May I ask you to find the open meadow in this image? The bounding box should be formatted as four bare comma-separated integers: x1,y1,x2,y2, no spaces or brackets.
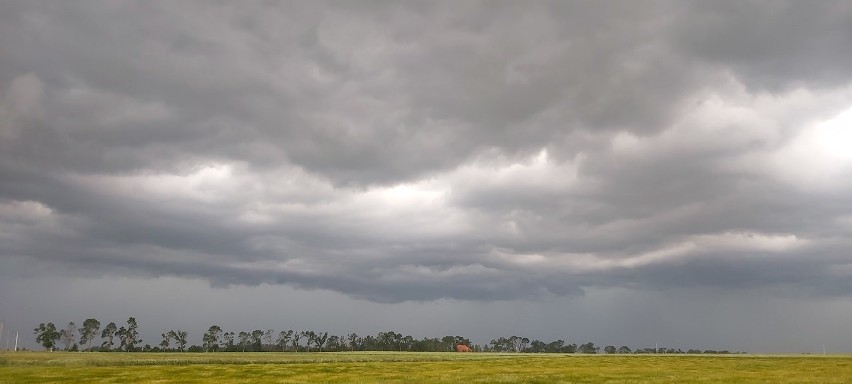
2,352,851,383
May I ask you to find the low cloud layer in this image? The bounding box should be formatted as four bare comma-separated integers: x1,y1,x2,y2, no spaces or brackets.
2,1,852,306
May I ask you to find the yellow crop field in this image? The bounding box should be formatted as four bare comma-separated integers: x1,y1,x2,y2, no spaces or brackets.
2,352,852,383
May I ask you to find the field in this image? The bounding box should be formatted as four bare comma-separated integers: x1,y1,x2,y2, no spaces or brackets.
2,352,851,383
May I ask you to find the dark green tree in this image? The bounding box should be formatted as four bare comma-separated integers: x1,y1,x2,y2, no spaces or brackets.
392,332,403,351
579,342,599,354
203,325,222,352
545,339,565,353
34,322,60,351
100,322,117,351
250,330,263,352
117,326,128,350
78,319,101,351
530,340,546,353
120,317,141,351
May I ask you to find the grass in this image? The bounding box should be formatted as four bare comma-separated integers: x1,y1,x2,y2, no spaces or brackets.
2,351,851,383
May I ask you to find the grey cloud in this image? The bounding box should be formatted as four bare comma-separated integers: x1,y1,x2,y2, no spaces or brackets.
1,0,852,308
672,1,852,91
1,1,697,182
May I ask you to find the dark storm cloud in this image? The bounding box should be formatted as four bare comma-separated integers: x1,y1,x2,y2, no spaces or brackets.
1,0,852,304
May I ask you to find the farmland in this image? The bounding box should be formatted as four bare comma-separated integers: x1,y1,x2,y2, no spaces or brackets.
2,352,851,383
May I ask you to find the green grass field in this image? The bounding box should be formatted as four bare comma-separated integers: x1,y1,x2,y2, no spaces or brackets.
2,351,851,383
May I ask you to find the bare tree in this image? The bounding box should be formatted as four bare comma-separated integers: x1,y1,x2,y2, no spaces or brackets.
59,322,76,351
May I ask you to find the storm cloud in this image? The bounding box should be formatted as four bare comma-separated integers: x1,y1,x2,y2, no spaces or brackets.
2,1,852,350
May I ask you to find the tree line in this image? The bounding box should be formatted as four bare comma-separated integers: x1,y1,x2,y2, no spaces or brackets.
33,317,738,354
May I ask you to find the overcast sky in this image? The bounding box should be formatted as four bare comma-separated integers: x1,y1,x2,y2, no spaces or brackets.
2,1,852,353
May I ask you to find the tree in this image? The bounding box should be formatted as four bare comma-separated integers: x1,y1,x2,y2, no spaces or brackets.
579,342,599,354
507,336,530,352
604,345,617,354
490,337,509,352
176,330,188,352
118,317,141,352
117,326,128,350
327,335,341,351
238,332,250,352
313,332,328,352
59,322,76,351
617,346,632,354
530,340,547,353
203,325,222,352
263,329,274,350
376,331,394,351
101,322,117,351
78,319,101,351
520,337,530,352
392,332,402,351
34,323,60,351
250,330,263,352
545,339,565,353
441,336,456,351
302,331,316,352
169,330,188,352
276,330,293,352
362,335,376,350
291,331,302,352
159,333,171,352
401,335,414,352
223,332,235,351
347,333,358,351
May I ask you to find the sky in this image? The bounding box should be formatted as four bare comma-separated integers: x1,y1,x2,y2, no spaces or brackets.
1,1,852,353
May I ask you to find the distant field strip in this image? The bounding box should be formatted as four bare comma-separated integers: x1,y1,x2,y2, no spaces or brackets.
2,352,851,383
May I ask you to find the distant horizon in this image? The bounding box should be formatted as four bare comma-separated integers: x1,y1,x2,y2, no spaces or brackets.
17,316,752,354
